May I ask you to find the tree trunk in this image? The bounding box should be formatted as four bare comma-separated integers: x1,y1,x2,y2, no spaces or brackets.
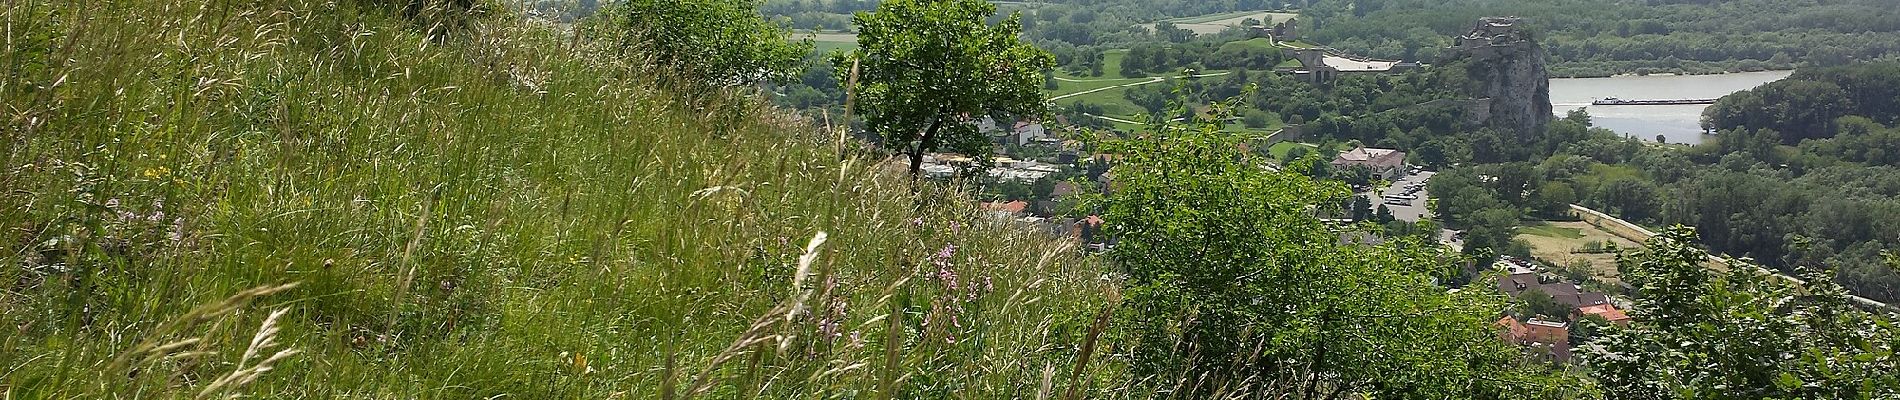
909,115,947,178
1303,307,1334,400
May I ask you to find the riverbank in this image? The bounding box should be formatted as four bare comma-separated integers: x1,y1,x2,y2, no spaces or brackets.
1548,62,1797,79
1549,70,1794,144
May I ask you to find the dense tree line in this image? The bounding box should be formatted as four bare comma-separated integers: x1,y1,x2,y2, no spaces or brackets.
1703,62,1900,142
1301,0,1900,76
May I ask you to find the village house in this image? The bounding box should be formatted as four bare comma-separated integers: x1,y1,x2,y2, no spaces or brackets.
1498,270,1612,309
1575,304,1633,326
981,200,1028,219
1330,146,1409,180
987,158,1060,183
1497,315,1571,362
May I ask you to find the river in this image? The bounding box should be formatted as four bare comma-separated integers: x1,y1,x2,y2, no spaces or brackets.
1548,70,1793,145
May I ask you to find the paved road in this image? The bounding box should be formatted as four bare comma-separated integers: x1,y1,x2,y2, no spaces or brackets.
1083,113,1141,125
1367,170,1434,222
1048,71,1231,101
1051,76,1144,83
1050,78,1162,101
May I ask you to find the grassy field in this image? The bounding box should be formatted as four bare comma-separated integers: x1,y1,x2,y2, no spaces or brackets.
796,30,858,54
1061,84,1148,117
1157,11,1300,35
2,1,1107,397
1050,48,1129,81
1047,50,1156,117
1515,221,1642,286
1101,49,1128,78
1266,140,1350,161
1048,49,1241,123
1520,224,1586,239
1046,77,1152,100
813,40,856,55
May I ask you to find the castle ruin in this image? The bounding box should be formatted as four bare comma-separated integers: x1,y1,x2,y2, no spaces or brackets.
1450,17,1553,141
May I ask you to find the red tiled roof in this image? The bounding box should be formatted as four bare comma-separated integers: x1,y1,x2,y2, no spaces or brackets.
1496,316,1529,342
1576,304,1632,325
984,201,1028,214
1498,316,1568,345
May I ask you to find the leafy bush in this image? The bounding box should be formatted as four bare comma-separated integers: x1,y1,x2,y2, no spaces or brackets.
1093,105,1579,397
587,0,811,88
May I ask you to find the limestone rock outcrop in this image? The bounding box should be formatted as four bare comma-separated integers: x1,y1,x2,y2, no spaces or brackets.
1451,17,1553,141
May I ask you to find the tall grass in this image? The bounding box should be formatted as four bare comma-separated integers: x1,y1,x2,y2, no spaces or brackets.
0,0,1111,397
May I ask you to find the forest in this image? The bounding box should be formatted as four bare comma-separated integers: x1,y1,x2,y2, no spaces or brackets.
1703,62,1900,142
1300,0,1900,77
1404,63,1900,304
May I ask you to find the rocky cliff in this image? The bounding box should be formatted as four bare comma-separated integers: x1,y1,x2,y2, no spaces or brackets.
1451,17,1553,141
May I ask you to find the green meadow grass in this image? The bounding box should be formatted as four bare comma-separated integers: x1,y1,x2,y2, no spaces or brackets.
1045,77,1149,98
1064,88,1145,118
813,40,858,55
1,1,1109,397
1520,224,1587,239
1265,141,1348,161
1052,49,1130,81
1101,49,1128,79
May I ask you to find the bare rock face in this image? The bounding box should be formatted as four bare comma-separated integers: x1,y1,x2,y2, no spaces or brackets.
1452,17,1553,141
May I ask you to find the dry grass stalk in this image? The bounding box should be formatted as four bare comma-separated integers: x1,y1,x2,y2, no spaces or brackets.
388,187,438,335
1038,362,1058,400
1063,304,1114,400
108,282,301,375
787,231,829,323
682,231,828,398
197,308,301,399
836,57,861,160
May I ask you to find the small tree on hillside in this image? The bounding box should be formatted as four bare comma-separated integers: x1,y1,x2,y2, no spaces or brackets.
837,0,1054,176
597,0,811,89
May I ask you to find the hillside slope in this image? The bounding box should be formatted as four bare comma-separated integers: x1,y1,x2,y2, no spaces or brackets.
1,1,1103,397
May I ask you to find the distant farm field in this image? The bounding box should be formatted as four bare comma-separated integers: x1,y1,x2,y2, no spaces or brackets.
813,41,854,55
1155,11,1300,35
1267,141,1315,160
802,32,857,42
1061,85,1145,117
795,31,857,54
1515,220,1642,286
1519,224,1585,239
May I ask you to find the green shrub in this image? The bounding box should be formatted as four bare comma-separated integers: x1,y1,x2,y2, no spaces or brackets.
1094,106,1577,397
587,0,811,89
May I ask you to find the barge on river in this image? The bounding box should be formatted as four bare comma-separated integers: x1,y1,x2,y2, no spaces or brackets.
1592,97,1718,106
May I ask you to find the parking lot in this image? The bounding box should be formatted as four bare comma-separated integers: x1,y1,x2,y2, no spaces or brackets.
1372,169,1434,222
